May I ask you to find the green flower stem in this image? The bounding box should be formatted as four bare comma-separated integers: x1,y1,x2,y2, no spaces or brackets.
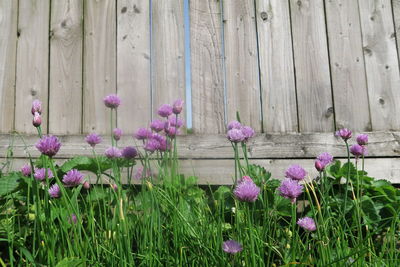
343,140,350,214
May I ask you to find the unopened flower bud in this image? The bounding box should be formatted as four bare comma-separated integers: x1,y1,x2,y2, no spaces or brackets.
172,99,184,114
83,181,90,190
33,112,42,127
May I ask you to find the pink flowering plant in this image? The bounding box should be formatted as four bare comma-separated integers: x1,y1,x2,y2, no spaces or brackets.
0,97,398,267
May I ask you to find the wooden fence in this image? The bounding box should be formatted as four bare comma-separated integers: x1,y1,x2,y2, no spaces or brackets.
0,0,400,183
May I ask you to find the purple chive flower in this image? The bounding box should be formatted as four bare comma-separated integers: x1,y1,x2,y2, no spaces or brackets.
227,120,242,130
157,104,173,117
241,126,255,141
144,138,160,152
21,164,32,177
103,94,121,109
152,134,169,151
85,133,102,148
233,176,260,202
122,146,138,159
33,112,42,127
350,144,368,158
83,181,90,190
172,99,184,114
297,217,317,232
168,116,184,128
335,128,352,141
62,169,84,187
227,128,245,143
150,119,165,132
36,135,61,157
165,127,180,138
48,184,61,198
356,134,368,146
315,152,334,171
285,164,307,181
31,99,42,115
134,128,152,140
278,178,303,203
317,152,333,166
222,240,243,254
34,168,54,181
113,128,123,141
69,214,77,224
105,147,122,158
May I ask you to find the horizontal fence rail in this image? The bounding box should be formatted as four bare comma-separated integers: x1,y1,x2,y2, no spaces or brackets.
1,132,399,184
1,0,400,183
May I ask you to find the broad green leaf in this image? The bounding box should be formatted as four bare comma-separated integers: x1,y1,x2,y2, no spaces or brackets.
0,172,21,196
361,195,382,225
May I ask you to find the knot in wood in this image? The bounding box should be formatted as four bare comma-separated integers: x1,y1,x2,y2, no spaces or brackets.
325,107,334,118
260,12,268,21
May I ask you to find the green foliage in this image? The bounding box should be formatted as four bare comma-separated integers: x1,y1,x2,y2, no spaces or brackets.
0,172,21,196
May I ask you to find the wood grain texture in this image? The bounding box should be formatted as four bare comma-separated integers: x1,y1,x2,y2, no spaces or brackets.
6,157,400,184
223,0,261,131
117,0,151,133
359,0,400,131
190,0,225,134
325,0,371,131
255,0,298,132
1,132,399,159
49,0,83,134
289,0,334,132
0,0,17,133
15,0,50,134
83,0,116,134
152,0,185,117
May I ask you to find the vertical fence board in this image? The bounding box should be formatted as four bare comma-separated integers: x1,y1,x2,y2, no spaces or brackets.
223,0,261,131
83,0,116,134
49,0,83,134
190,0,225,134
0,0,17,133
15,0,50,134
256,0,297,133
290,0,334,132
117,0,151,133
325,0,371,131
393,0,400,64
152,0,185,118
359,0,400,130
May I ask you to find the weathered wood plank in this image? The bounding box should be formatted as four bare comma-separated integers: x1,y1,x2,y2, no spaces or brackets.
289,0,334,132
223,0,261,131
190,0,225,134
178,158,400,184
117,0,151,133
325,0,371,131
152,0,185,116
255,0,297,132
7,157,400,184
49,0,83,134
359,0,400,131
15,0,50,134
83,0,116,134
0,0,17,133
1,132,399,159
